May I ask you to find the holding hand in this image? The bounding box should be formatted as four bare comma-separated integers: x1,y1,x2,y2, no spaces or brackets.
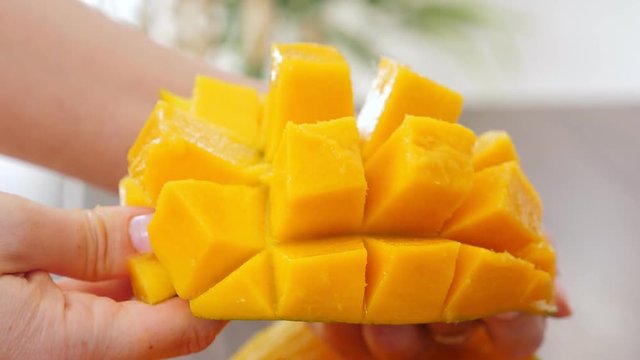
0,192,224,359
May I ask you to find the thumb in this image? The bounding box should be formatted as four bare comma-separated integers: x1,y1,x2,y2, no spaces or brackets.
0,191,151,280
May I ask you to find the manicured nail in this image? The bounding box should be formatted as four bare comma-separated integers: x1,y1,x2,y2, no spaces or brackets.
494,312,520,321
129,214,153,253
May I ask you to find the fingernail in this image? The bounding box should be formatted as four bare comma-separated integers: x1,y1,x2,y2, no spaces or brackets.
432,333,469,345
494,312,520,321
129,214,153,253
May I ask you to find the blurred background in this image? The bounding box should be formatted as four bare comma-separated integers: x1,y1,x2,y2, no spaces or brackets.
1,0,638,358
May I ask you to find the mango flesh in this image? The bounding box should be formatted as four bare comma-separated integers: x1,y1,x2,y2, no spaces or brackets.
364,115,475,236
159,89,191,112
364,238,460,324
149,180,266,299
118,176,151,207
192,75,261,146
359,57,464,159
125,43,556,326
473,130,519,171
190,251,275,320
264,43,355,158
128,253,176,305
127,101,262,204
233,321,534,360
442,161,543,253
270,118,367,240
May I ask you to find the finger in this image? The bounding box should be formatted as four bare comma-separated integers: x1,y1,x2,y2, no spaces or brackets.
63,293,226,359
309,323,373,359
428,321,481,346
484,313,546,359
0,191,152,279
361,324,430,360
56,278,133,301
552,279,572,318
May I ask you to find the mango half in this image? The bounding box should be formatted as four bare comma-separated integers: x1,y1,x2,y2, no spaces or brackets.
124,43,556,325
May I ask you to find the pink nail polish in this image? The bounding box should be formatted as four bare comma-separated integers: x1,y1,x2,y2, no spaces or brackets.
129,214,153,253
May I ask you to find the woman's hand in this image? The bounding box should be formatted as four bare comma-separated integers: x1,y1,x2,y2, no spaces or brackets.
0,192,225,359
312,276,572,359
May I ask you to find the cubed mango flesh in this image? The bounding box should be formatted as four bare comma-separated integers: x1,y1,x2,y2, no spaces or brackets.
159,89,191,112
125,43,557,329
128,253,176,304
442,161,543,253
473,130,519,171
273,237,367,323
270,118,367,240
118,176,151,207
127,101,261,204
364,238,460,324
516,236,556,277
192,75,261,146
364,116,475,236
149,180,266,299
443,244,541,321
190,251,275,320
264,43,354,158
359,58,463,159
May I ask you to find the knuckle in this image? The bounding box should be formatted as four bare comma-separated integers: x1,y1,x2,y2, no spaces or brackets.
81,208,109,280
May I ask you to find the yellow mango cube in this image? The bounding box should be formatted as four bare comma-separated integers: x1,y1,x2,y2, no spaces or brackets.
118,176,151,207
473,130,519,171
442,161,543,253
359,58,463,159
273,238,367,323
270,118,367,240
192,76,261,146
127,101,261,204
159,89,191,112
521,269,555,313
264,43,354,158
516,237,556,277
364,238,460,324
364,116,475,236
149,180,265,299
443,245,537,321
190,252,275,320
128,253,176,305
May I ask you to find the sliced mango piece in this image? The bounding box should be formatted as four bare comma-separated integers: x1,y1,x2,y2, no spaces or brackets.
192,75,261,146
359,58,464,159
273,237,367,323
521,269,555,313
264,43,354,158
364,238,460,324
118,176,151,207
270,118,366,240
364,116,475,236
190,251,275,320
128,101,261,204
516,236,556,276
149,180,265,299
473,130,519,171
128,253,176,305
233,321,344,360
159,89,191,112
443,245,540,321
442,161,543,253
